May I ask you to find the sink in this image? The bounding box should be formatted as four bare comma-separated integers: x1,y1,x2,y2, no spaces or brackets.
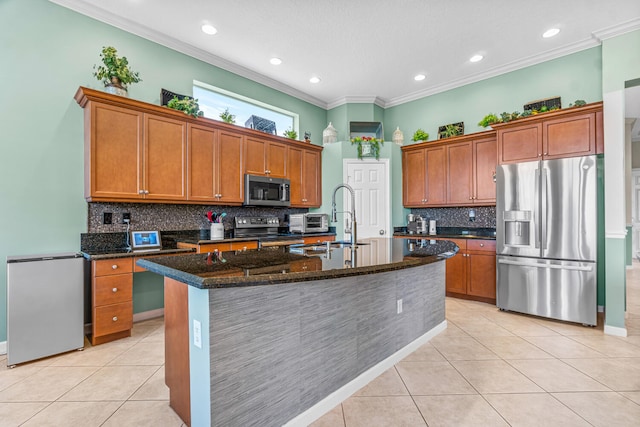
289,241,370,254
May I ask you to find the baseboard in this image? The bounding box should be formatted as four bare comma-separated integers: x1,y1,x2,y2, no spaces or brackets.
604,324,628,337
283,319,448,427
0,341,6,355
133,308,164,323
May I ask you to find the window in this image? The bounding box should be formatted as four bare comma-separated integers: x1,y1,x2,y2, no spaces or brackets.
193,80,298,137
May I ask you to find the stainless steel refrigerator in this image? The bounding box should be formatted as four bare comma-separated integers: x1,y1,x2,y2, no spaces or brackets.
496,155,597,326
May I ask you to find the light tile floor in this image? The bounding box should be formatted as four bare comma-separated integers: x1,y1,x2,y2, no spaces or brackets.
1,263,639,426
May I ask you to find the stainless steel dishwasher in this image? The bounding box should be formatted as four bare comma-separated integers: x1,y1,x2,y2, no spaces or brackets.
7,252,85,367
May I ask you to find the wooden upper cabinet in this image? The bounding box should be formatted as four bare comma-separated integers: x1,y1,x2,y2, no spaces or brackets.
425,146,447,205
144,114,187,200
496,102,602,164
75,87,323,205
402,148,427,207
187,124,217,202
543,113,595,159
497,123,542,164
244,137,287,178
216,131,244,204
287,145,321,207
86,102,143,201
447,141,473,204
473,137,497,204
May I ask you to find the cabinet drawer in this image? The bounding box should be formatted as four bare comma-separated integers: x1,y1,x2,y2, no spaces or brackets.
93,258,133,276
229,241,258,251
198,243,230,253
93,302,133,337
467,239,496,252
93,274,133,306
302,235,335,244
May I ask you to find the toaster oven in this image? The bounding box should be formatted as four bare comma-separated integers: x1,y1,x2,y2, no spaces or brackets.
289,213,329,233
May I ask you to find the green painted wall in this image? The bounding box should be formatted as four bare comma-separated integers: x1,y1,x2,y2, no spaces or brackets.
603,31,640,92
627,226,633,266
0,0,327,343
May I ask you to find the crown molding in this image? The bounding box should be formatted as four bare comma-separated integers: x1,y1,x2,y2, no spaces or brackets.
49,0,329,109
592,17,640,42
326,96,387,110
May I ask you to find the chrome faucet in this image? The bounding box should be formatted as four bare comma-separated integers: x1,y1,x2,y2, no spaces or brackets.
331,183,357,245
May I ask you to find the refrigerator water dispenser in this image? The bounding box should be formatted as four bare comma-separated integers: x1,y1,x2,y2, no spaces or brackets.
503,210,531,246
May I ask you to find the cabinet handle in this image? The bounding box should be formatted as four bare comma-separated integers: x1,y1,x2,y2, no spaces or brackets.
112,265,118,270
543,152,547,156
469,196,472,200
480,243,484,247
138,190,145,194
112,316,118,322
144,190,149,195
538,153,542,157
112,287,118,293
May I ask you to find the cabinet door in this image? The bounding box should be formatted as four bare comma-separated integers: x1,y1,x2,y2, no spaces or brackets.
266,141,287,178
445,252,468,294
216,131,244,204
88,102,143,200
467,252,496,299
402,149,427,207
497,123,541,164
543,113,595,159
187,124,217,202
302,149,321,206
473,137,497,204
144,114,187,200
447,141,473,205
287,146,304,206
425,146,446,205
244,137,267,176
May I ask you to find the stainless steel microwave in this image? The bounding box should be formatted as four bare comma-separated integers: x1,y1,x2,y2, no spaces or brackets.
289,213,329,233
244,174,290,207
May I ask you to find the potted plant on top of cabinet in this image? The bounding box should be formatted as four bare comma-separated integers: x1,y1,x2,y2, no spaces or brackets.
93,46,142,97
351,136,383,160
412,128,429,143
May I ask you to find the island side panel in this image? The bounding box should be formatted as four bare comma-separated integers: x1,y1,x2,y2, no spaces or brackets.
164,277,191,426
188,285,211,427
206,261,446,427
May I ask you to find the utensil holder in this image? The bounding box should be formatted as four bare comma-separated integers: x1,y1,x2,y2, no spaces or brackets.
210,223,224,240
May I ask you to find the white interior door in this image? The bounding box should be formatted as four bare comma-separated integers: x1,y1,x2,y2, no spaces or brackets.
632,169,640,259
344,159,390,239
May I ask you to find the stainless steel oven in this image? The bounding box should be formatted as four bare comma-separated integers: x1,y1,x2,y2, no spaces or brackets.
289,213,329,233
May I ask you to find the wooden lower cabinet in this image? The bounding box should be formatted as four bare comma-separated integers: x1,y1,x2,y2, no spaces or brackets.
177,241,259,253
444,239,497,303
91,258,134,345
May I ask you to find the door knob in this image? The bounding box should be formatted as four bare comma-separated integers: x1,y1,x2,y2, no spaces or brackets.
379,229,385,235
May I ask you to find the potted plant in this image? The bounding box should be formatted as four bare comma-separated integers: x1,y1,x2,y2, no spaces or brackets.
167,96,204,118
93,46,142,96
411,129,429,142
283,128,298,140
219,108,236,124
351,136,384,160
478,113,500,128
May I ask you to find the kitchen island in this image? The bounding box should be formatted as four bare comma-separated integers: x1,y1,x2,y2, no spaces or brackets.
137,237,457,427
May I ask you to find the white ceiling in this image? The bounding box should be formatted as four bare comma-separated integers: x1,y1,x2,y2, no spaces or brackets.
54,0,639,111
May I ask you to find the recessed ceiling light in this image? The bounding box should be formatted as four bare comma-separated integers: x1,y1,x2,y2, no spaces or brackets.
201,24,217,35
470,54,484,63
309,76,321,84
543,28,560,38
414,74,426,81
270,57,282,65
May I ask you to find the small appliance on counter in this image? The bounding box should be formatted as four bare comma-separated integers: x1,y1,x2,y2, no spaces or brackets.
406,214,428,234
289,213,329,233
429,220,437,235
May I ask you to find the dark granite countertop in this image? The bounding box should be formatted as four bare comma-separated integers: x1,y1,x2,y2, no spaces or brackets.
136,237,458,289
175,231,337,246
394,226,496,240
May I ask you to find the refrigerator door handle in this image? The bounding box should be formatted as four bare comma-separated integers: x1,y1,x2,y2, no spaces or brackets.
497,258,593,272
534,167,541,249
541,167,548,250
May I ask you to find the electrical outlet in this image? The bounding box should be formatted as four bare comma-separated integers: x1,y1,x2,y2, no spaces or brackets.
193,319,202,348
123,212,131,223
397,299,403,314
103,212,112,224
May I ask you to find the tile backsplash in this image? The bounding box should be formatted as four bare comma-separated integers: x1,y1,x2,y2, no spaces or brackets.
410,206,496,228
88,202,308,233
